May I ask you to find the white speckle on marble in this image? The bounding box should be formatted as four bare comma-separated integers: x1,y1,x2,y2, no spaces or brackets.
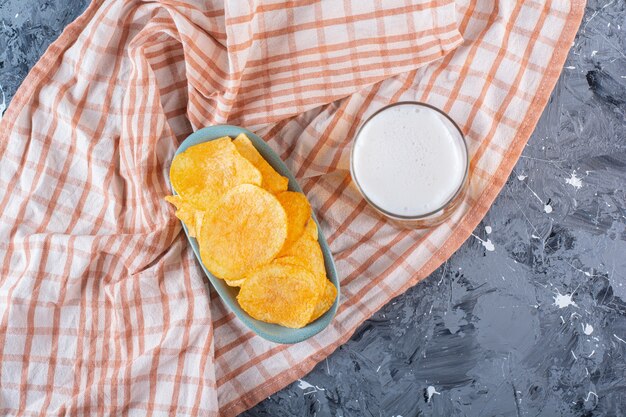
15,13,19,18
565,66,576,69
485,225,492,234
588,350,595,357
531,234,540,239
614,334,626,344
585,391,598,403
565,171,583,189
298,379,325,396
571,350,578,360
554,292,577,309
472,234,495,251
426,386,440,402
297,380,314,390
583,324,594,335
591,50,598,57
521,180,551,213
517,174,527,181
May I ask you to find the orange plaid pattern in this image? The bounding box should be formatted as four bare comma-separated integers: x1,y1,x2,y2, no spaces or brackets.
0,0,584,415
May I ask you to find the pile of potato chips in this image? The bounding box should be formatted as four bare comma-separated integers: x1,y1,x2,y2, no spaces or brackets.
166,134,337,328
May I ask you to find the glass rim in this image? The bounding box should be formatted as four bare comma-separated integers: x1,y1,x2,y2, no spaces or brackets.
349,101,469,221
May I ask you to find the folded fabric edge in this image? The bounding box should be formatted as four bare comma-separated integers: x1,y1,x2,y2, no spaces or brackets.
242,31,464,132
230,0,465,130
221,1,587,415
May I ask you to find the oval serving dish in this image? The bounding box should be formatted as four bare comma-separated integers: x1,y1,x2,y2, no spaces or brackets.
170,125,340,344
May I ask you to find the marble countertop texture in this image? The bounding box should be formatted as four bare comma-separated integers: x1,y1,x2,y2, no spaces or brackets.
1,1,624,416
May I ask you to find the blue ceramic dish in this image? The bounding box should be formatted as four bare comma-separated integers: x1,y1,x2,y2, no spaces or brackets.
170,125,340,344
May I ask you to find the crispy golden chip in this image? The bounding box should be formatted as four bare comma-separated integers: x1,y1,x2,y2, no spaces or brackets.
273,255,309,271
170,137,262,211
164,195,204,238
309,279,337,323
305,217,318,241
233,133,289,193
277,234,326,284
199,184,287,280
276,191,311,253
225,277,246,287
275,233,327,303
237,263,319,328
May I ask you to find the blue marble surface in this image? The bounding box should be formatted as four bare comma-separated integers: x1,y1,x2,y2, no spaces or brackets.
1,1,625,416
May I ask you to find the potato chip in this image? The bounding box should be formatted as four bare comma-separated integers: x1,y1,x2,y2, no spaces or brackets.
233,133,289,193
199,184,287,280
276,191,311,253
225,278,246,287
237,263,319,328
308,279,337,323
276,235,326,278
170,137,262,211
273,255,309,271
305,217,318,241
277,234,326,283
164,195,204,238
276,234,326,276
